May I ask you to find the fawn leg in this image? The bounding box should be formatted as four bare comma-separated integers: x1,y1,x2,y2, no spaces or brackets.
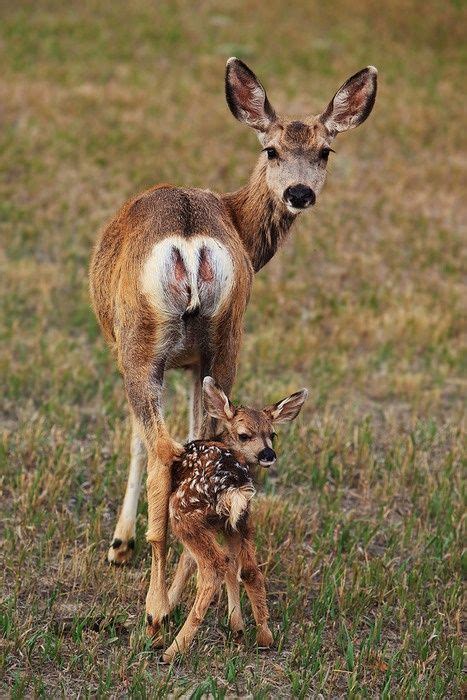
168,548,196,610
108,416,146,564
163,530,229,662
238,526,273,648
224,533,245,636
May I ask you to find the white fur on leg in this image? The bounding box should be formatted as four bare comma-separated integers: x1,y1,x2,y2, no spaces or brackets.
108,427,146,564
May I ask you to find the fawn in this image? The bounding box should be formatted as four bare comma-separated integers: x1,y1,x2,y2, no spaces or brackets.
160,377,308,662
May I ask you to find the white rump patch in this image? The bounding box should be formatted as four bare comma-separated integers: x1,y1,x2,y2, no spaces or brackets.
216,484,256,530
141,235,234,318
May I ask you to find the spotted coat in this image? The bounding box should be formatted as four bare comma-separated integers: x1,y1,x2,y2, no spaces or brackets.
170,440,254,530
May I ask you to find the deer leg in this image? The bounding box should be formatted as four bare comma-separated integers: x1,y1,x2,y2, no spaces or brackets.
108,416,146,564
168,548,196,610
237,526,273,648
223,532,245,637
122,359,182,639
188,366,203,440
145,451,173,640
162,529,229,662
172,366,204,593
199,315,242,439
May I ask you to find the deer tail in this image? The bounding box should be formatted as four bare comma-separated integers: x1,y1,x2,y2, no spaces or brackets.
216,484,256,530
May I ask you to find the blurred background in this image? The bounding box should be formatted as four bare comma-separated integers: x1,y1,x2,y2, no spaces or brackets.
1,1,464,697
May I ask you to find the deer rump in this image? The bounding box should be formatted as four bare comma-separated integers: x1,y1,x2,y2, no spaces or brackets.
142,235,234,319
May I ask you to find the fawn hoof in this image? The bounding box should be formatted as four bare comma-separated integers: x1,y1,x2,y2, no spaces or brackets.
160,649,175,664
108,537,135,565
146,613,169,647
229,617,245,641
232,628,244,644
256,625,273,649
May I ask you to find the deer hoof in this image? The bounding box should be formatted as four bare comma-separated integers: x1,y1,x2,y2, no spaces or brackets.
256,625,273,648
107,537,135,565
146,613,169,646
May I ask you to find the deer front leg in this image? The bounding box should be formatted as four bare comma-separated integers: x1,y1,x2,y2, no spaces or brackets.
188,366,203,441
199,312,243,439
108,417,146,564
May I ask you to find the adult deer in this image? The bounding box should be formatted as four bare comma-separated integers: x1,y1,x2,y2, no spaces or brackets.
89,58,377,636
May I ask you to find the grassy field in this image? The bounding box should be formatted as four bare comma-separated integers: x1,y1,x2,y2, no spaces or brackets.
1,0,465,697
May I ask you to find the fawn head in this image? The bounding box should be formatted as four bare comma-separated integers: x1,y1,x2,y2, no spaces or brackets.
225,58,377,213
203,377,308,467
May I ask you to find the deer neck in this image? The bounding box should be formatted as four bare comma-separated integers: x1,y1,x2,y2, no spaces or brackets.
222,161,298,272
211,432,250,468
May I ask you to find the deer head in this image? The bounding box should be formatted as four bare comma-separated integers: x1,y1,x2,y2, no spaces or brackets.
225,58,377,212
203,376,308,467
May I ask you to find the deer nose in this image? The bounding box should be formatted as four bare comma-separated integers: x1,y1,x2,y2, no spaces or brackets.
258,447,276,467
284,184,316,209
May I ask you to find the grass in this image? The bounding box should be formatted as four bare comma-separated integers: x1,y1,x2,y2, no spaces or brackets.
0,0,465,697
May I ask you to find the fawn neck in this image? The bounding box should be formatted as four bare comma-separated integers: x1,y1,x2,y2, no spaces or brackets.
210,430,248,466
223,160,298,272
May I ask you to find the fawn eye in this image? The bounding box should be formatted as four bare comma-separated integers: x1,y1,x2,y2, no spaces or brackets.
263,147,278,160
238,433,250,442
320,147,335,161
270,432,277,442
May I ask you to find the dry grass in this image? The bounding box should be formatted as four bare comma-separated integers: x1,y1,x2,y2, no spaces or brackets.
1,0,465,697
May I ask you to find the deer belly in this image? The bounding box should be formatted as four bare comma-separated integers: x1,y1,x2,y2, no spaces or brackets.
141,235,234,319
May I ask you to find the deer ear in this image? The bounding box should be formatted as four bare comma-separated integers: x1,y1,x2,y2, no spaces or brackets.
263,389,309,424
319,66,377,135
225,57,277,133
203,377,235,421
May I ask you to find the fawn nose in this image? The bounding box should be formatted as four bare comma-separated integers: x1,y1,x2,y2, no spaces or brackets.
258,447,276,467
283,184,316,209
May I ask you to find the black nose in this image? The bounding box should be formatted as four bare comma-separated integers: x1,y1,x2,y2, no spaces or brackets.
284,184,316,209
258,447,276,466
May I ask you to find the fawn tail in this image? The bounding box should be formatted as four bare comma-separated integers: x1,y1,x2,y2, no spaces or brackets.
216,484,256,529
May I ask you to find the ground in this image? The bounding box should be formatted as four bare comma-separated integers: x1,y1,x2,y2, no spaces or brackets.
0,0,465,697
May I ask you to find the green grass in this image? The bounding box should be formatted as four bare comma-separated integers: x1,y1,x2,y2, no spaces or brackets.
1,0,465,697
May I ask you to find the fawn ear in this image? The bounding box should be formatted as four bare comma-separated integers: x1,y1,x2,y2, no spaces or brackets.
263,389,309,424
225,57,277,134
203,377,235,421
319,66,377,135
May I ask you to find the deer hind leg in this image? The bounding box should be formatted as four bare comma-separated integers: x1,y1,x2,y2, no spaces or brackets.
224,534,245,637
188,366,203,441
121,352,182,640
199,292,249,439
108,416,146,564
236,526,273,648
162,529,229,662
168,548,196,610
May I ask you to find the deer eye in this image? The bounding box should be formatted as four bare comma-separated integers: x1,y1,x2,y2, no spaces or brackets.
270,432,277,442
320,147,334,161
238,433,251,442
263,147,278,160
